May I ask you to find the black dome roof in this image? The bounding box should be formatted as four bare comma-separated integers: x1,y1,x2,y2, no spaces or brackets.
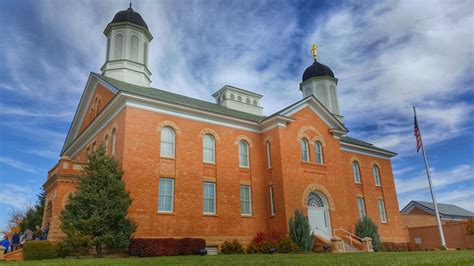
111,7,148,30
302,61,335,81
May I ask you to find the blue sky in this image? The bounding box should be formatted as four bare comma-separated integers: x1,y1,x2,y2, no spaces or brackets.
0,0,473,231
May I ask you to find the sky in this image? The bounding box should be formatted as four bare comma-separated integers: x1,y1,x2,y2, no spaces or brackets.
0,0,473,232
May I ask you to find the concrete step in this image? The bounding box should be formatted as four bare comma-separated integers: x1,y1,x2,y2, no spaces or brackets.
4,248,24,261
342,241,362,253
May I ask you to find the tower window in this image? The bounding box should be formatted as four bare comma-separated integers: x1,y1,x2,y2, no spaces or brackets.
144,42,148,65
246,98,251,104
253,100,257,106
230,94,235,100
114,34,123,59
130,35,139,62
237,96,242,102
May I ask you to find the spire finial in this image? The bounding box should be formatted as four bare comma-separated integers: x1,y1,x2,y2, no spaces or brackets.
311,44,321,61
129,0,132,9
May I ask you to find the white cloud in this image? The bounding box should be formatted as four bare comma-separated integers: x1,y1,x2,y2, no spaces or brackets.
0,156,41,175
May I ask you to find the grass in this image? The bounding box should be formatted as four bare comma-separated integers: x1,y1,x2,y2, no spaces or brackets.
3,250,474,265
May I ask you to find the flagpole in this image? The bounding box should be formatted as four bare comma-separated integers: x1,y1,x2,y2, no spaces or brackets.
413,106,447,248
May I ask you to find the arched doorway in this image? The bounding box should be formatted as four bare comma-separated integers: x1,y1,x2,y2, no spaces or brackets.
307,191,332,239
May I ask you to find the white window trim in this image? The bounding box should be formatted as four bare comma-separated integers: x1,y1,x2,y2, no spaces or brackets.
269,186,275,216
240,185,252,216
315,141,324,164
203,182,216,215
301,138,310,162
266,142,272,169
357,197,366,220
158,178,174,213
378,199,387,223
373,165,381,187
160,127,176,158
353,162,361,184
203,134,216,163
238,141,250,168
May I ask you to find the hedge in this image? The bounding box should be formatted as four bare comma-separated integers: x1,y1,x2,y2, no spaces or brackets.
129,238,206,257
23,240,59,260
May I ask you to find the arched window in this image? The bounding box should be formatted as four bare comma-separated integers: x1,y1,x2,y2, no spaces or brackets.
266,142,272,169
304,87,312,97
203,134,215,163
246,98,251,104
111,128,116,156
238,140,249,167
237,96,242,102
130,35,139,62
230,94,235,100
106,37,111,60
307,192,325,208
253,100,257,106
315,141,323,164
114,34,123,59
160,127,175,158
143,42,148,65
373,165,381,186
352,161,361,183
301,138,309,162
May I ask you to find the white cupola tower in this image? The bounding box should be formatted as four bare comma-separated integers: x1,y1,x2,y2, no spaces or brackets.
300,45,343,122
101,5,153,87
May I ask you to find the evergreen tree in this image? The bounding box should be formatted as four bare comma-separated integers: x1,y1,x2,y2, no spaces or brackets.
60,145,136,257
355,216,381,251
20,189,45,232
288,209,314,252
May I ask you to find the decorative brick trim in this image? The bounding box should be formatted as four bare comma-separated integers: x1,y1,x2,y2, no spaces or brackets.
370,160,381,169
234,135,253,147
263,136,273,144
199,128,221,142
297,126,324,145
302,183,335,211
157,120,181,134
350,156,362,166
312,135,326,147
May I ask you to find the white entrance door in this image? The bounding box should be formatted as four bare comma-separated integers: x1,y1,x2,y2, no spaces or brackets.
306,191,332,240
308,208,331,239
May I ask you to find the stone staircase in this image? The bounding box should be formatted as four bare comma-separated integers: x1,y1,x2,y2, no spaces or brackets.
341,240,361,253
3,248,24,261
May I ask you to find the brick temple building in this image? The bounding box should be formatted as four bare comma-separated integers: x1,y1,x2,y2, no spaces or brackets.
42,6,407,248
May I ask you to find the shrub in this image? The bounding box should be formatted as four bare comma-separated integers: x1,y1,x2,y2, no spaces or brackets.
288,209,314,252
381,242,409,252
465,218,474,236
23,240,59,260
129,238,205,257
246,232,279,254
355,216,381,251
220,240,244,254
57,235,93,257
277,237,299,253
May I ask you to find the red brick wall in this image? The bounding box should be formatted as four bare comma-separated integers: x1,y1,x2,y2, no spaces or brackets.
408,222,474,250
79,83,116,134
45,92,407,245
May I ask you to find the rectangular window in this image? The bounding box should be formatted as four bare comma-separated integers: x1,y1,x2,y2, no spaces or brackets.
269,186,275,216
266,142,272,169
203,182,216,214
240,185,252,216
378,199,387,223
158,178,174,212
357,197,366,220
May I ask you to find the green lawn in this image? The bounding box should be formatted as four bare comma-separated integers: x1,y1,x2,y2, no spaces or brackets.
3,251,474,265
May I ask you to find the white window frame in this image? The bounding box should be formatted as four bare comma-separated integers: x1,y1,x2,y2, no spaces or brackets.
240,185,252,216
315,141,323,164
269,186,275,216
203,134,215,163
238,141,249,168
158,178,174,213
203,182,216,215
353,161,361,183
160,127,175,158
373,165,381,187
266,142,272,169
301,138,310,162
378,199,387,223
357,197,366,220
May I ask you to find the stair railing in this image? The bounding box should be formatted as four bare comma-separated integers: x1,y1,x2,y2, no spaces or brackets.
333,228,364,252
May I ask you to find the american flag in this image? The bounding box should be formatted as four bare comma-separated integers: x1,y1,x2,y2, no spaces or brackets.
413,108,422,153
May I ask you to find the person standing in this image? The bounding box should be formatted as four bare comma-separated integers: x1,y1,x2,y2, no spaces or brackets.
1,236,9,254
42,222,50,240
34,225,43,240
11,233,20,251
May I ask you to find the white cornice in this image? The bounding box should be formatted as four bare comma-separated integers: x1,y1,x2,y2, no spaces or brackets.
340,142,396,160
